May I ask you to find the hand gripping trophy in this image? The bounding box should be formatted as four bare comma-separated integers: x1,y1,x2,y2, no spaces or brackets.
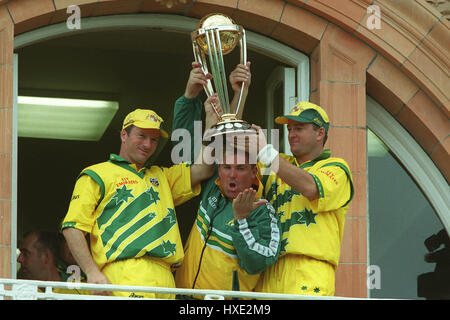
191,13,256,140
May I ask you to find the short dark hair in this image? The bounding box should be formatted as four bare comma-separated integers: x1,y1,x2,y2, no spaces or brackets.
24,230,59,258
124,124,135,135
312,123,328,146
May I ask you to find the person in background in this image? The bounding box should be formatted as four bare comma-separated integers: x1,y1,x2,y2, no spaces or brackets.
18,231,61,282
17,230,90,295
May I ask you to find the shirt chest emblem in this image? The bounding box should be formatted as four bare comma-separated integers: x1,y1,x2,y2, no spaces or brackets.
149,177,160,187
112,185,135,205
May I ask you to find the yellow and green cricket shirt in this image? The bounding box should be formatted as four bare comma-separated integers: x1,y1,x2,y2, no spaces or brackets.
61,154,200,271
175,168,281,295
259,149,354,268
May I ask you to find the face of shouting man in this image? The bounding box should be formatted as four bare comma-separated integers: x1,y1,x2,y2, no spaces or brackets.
218,151,257,199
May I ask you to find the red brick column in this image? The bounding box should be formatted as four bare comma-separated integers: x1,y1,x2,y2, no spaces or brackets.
310,24,377,297
0,4,14,279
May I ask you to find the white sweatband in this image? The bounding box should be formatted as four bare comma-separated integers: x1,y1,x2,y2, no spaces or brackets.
257,144,279,166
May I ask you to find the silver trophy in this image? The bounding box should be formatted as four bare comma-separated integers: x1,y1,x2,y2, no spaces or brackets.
191,13,256,140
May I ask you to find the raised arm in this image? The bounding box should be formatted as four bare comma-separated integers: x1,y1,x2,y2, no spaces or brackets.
229,62,251,119
184,61,212,99
229,188,281,275
189,94,222,188
173,62,212,162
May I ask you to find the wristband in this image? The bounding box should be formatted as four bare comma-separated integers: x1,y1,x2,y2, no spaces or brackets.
257,144,279,166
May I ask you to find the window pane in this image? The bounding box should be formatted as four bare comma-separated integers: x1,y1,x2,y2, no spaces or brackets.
368,129,444,299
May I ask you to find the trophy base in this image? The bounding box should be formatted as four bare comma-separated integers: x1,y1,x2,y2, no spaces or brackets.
203,114,257,141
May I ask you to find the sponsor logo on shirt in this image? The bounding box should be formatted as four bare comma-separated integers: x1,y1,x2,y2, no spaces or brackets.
319,169,338,185
208,196,217,209
116,177,138,188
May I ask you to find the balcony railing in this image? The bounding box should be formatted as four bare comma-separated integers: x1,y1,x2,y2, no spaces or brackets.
0,278,368,300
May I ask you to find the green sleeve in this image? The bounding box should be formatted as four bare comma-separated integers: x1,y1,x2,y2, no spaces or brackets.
172,95,203,162
229,202,281,275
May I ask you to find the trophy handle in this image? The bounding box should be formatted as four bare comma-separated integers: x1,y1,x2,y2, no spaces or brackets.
205,28,231,114
234,28,247,118
192,43,215,97
192,41,222,117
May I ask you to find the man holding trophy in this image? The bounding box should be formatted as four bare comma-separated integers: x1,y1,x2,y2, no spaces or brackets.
172,14,281,297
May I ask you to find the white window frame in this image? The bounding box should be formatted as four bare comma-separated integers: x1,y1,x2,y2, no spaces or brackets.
14,14,310,133
14,14,310,101
265,66,296,155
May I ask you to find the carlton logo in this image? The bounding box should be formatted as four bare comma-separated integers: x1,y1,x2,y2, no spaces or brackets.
319,169,338,185
116,177,138,188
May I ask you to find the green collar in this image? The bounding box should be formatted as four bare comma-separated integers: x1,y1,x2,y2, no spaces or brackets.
109,153,128,163
108,153,147,178
297,149,331,169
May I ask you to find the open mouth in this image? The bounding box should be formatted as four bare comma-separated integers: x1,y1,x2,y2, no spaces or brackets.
229,182,237,189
